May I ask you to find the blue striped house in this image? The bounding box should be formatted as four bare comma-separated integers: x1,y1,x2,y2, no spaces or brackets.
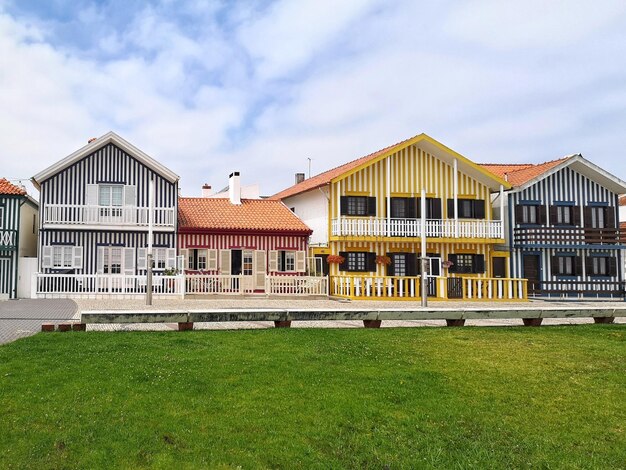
31,132,179,286
483,155,626,298
0,179,38,299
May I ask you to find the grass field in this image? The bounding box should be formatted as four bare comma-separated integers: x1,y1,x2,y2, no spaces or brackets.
0,325,625,469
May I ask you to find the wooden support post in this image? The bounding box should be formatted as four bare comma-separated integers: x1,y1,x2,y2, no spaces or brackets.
58,323,72,332
445,319,465,327
41,324,55,332
522,318,543,326
593,317,615,324
274,321,292,328
178,322,194,331
72,323,86,332
363,320,382,328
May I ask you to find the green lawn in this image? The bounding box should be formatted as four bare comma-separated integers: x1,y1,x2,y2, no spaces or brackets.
1,326,625,469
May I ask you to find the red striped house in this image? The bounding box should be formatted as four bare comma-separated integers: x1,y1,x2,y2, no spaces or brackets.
178,173,312,291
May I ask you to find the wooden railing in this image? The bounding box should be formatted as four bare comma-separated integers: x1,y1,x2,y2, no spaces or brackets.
185,274,254,295
331,218,503,239
527,280,624,298
331,275,527,300
0,230,17,249
514,227,626,246
36,273,184,298
266,275,328,296
42,204,176,227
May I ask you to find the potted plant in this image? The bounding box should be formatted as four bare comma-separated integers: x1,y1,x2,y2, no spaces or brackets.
442,260,454,269
376,255,391,266
327,254,345,265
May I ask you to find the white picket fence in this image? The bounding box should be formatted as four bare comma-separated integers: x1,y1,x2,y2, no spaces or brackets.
265,275,328,296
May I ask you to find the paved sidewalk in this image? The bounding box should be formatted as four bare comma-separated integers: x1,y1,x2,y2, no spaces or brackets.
0,299,78,345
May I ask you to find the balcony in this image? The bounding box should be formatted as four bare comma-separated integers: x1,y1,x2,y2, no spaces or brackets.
514,227,626,247
42,204,176,229
331,218,503,239
0,230,17,250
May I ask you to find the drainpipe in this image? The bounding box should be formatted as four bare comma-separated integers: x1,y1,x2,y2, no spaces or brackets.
453,159,458,237
421,189,427,307
386,157,391,236
499,184,504,238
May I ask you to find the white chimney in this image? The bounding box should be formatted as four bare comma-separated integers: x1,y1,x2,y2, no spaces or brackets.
295,173,305,184
229,172,241,205
202,184,212,197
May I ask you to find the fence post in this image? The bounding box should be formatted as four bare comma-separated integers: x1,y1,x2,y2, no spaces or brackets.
30,272,38,299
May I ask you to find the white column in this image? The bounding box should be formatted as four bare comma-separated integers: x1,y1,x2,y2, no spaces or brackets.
386,157,391,237
146,178,154,305
336,180,341,236
499,184,504,238
453,158,459,238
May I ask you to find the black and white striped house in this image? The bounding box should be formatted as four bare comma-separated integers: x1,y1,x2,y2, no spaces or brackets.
31,132,180,297
483,155,626,298
0,179,38,299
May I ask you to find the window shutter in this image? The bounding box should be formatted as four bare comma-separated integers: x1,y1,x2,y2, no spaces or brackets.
430,257,441,276
608,257,617,276
366,252,376,272
551,256,560,275
123,248,135,275
448,254,458,273
255,250,266,289
574,256,583,276
605,208,616,228
572,206,581,226
296,251,306,272
367,197,377,216
474,200,485,219
472,254,485,273
86,184,98,205
166,249,176,269
447,199,455,218
73,247,83,269
124,186,137,206
514,205,524,224
340,196,348,216
268,250,278,272
431,198,442,219
407,254,418,277
97,247,105,274
207,249,218,270
406,198,417,219
137,248,147,270
386,253,395,276
549,206,558,225
220,250,231,274
582,207,592,227
42,246,53,268
585,257,593,276
538,205,547,225
415,198,421,218
338,252,348,272
179,249,188,269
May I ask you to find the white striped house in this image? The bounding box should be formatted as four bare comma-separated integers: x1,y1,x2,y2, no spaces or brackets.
483,155,626,298
31,132,179,296
0,179,38,299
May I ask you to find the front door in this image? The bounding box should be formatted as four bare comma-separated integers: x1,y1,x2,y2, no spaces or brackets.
523,255,540,295
493,257,506,278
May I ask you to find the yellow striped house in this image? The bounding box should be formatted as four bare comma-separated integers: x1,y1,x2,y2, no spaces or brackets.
273,133,527,301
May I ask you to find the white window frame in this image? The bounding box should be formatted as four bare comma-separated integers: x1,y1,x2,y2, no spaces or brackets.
98,184,124,208
43,245,83,269
0,207,4,228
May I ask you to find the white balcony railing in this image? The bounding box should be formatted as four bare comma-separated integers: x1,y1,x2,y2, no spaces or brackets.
42,204,176,227
331,218,504,239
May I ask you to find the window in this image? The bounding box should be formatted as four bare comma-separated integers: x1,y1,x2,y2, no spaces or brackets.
0,207,4,228
52,246,73,268
586,256,616,276
338,251,376,272
42,246,82,269
101,247,123,274
197,249,207,270
447,199,485,219
99,184,123,219
517,204,545,225
391,198,407,218
550,205,579,226
557,206,571,225
392,254,406,276
340,196,376,216
242,252,253,276
447,254,485,274
278,251,296,272
551,255,581,276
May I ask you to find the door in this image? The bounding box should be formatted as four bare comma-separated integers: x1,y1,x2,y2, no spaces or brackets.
425,256,441,297
493,257,506,278
241,250,254,292
523,255,540,295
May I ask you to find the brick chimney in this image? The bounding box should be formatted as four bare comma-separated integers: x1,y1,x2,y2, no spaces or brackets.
202,184,212,197
295,173,305,184
229,172,241,205
88,137,97,143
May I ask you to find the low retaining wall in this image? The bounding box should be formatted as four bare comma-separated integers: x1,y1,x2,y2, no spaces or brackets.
80,307,626,328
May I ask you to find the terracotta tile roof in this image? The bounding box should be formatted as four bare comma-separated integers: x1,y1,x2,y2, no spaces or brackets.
480,157,572,187
0,178,26,195
619,195,626,206
178,197,312,234
272,134,420,200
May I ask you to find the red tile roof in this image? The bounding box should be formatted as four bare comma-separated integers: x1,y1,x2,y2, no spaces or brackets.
480,157,571,187
619,195,626,206
178,197,312,234
0,178,26,195
272,134,420,200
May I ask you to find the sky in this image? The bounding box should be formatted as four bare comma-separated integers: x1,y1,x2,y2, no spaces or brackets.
2,0,626,197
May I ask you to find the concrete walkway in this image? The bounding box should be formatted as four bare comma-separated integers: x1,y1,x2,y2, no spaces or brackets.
0,299,78,344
